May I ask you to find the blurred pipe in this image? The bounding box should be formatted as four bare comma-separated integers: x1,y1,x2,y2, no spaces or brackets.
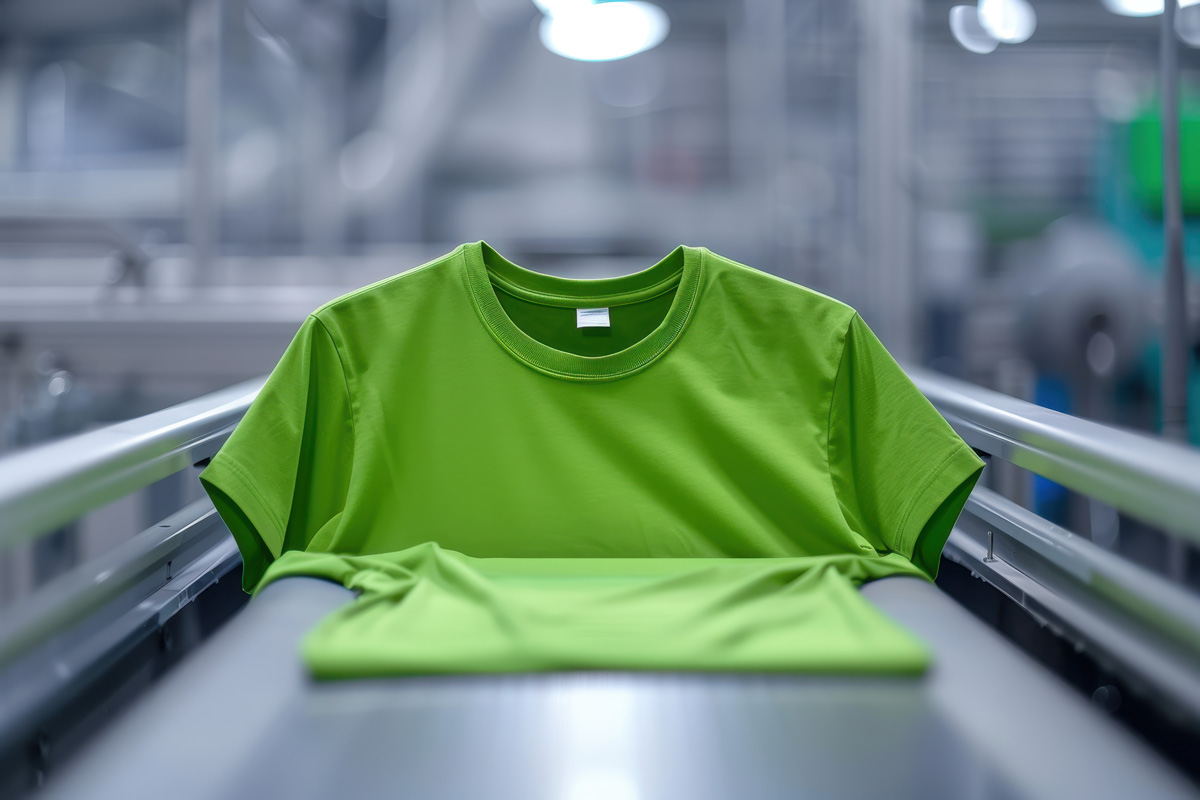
351,0,510,238
185,0,221,284
1161,0,1190,580
1161,0,1189,443
727,1,784,184
367,0,451,210
857,0,918,359
727,0,786,269
300,10,351,256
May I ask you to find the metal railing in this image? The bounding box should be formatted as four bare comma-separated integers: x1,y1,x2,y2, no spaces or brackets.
910,367,1200,548
0,377,263,551
0,381,261,759
0,215,153,290
910,366,1200,718
0,366,1198,717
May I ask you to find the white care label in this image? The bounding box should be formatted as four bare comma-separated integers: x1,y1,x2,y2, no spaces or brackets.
576,307,611,328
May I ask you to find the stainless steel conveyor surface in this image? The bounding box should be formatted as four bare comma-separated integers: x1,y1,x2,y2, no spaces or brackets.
37,575,1198,800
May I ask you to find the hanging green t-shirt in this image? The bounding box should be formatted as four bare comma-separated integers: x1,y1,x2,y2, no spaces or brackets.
199,241,983,677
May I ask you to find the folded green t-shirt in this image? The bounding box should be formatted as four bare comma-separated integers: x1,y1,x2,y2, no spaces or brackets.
200,242,983,676
258,544,935,678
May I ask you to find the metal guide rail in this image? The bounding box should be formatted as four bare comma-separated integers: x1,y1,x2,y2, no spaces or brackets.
909,366,1200,720
0,365,1198,783
0,377,262,551
910,367,1200,547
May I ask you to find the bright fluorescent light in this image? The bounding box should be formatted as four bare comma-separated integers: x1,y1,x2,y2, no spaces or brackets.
950,5,999,54
565,769,639,800
1102,0,1200,17
978,0,1037,43
1103,0,1163,14
539,1,670,62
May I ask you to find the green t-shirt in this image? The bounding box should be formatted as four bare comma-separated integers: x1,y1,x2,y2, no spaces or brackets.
199,241,983,677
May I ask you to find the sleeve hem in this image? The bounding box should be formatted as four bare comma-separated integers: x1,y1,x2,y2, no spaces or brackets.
199,454,287,593
892,445,985,579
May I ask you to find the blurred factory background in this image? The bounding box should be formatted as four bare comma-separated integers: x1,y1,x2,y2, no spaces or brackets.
0,0,1198,600
6,3,1200,797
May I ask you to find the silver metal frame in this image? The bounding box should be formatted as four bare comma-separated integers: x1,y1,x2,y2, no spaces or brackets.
947,487,1200,718
0,502,239,757
0,500,235,668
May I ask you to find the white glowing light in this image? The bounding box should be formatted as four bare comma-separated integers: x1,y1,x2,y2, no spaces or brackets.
47,372,71,397
950,5,999,54
556,686,641,800
539,1,670,62
565,769,639,800
978,0,1036,43
1102,0,1200,16
533,0,577,13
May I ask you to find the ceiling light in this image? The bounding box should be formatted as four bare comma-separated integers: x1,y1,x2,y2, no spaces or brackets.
539,1,670,62
1102,0,1200,17
978,0,1037,43
950,5,1000,54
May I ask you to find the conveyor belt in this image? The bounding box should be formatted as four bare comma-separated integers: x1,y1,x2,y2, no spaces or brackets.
37,576,1200,800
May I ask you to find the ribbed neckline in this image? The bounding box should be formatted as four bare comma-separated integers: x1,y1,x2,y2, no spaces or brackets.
461,240,704,381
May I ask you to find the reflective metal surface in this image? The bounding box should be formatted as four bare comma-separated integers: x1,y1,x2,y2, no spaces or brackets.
37,575,1199,800
0,499,227,667
910,366,1200,547
947,487,1200,720
0,378,261,549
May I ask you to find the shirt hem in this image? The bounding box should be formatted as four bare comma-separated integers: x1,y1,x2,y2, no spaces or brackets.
198,454,286,592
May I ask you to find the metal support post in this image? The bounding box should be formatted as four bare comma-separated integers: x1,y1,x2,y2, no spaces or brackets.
186,0,221,284
858,0,918,359
1161,0,1191,581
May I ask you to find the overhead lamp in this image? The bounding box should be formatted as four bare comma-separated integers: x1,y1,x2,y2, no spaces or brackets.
978,0,1037,43
1102,0,1200,17
538,1,670,62
949,5,1000,54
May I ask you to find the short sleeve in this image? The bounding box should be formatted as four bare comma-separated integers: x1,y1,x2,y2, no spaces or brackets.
199,314,355,592
828,313,984,579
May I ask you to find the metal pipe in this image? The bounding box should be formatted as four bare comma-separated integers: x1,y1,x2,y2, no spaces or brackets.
1162,0,1188,444
185,0,221,284
3,360,1200,582
0,501,227,668
0,378,263,550
1162,0,1190,581
0,216,150,288
945,492,1200,721
909,365,1200,547
857,0,918,359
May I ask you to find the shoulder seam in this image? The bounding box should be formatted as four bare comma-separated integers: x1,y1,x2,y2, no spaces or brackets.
702,247,854,310
308,313,357,453
313,244,464,316
825,311,859,544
